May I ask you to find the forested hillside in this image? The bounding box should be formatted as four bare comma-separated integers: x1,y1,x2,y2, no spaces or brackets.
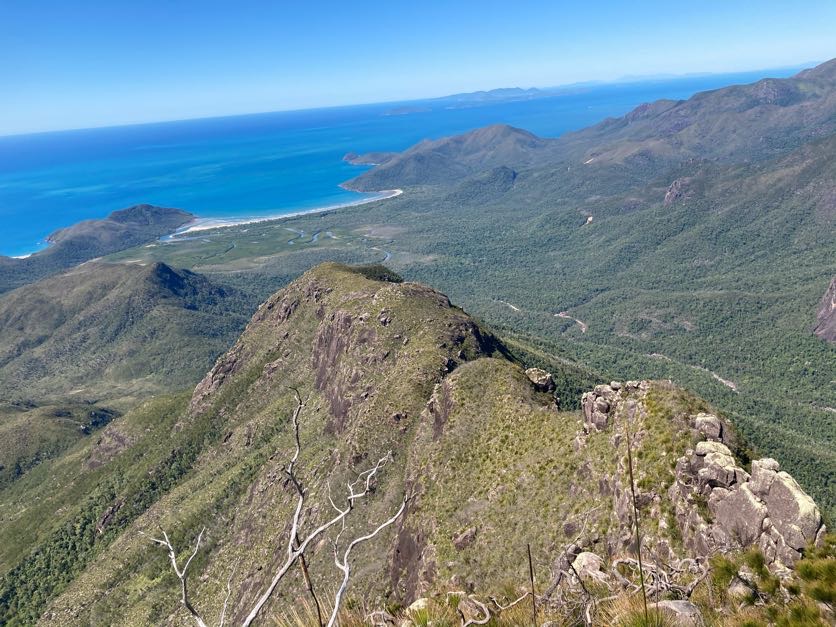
106,61,836,519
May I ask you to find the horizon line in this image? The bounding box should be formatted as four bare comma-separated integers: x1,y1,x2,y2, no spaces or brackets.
0,60,819,140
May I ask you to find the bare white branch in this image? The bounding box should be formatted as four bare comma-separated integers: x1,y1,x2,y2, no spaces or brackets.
148,389,402,627
489,591,530,611
326,495,409,627
218,564,237,627
241,448,395,627
141,527,208,627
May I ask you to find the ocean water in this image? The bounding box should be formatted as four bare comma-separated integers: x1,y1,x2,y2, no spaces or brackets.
0,68,802,257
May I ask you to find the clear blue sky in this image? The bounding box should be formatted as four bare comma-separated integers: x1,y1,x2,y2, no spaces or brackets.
2,0,834,135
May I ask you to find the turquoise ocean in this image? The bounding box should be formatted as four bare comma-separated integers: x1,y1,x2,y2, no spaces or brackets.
0,68,801,257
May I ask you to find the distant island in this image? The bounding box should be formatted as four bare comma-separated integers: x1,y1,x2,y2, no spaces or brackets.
436,86,545,103
378,87,551,117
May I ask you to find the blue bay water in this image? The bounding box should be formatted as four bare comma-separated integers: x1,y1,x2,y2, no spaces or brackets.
0,68,801,257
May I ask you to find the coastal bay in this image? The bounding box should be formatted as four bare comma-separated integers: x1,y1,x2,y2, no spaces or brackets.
0,69,797,257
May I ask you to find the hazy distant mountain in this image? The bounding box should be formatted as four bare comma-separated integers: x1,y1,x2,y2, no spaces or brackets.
436,86,546,103
555,58,836,166
342,150,398,166
347,60,836,197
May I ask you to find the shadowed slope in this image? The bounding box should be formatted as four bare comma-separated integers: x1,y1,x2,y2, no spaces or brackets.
0,261,252,404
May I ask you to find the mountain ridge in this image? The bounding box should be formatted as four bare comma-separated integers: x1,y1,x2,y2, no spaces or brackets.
346,57,836,194
0,263,826,626
344,124,550,191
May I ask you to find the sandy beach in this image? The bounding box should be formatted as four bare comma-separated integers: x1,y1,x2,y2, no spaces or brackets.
163,189,403,239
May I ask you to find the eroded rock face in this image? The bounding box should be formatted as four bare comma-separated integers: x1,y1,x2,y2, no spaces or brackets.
813,275,836,343
693,412,722,440
577,380,826,579
664,178,690,205
571,552,608,584
581,384,617,431
672,446,825,569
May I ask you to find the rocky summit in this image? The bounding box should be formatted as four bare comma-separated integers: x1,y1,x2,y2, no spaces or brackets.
1,263,829,626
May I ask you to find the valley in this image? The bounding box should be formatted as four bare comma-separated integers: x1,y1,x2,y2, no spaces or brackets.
73,62,836,521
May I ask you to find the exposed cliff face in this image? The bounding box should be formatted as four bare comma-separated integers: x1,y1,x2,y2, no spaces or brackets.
673,447,825,571
814,276,836,342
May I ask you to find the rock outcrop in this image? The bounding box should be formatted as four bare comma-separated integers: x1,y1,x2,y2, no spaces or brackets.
581,379,825,577
813,275,836,342
664,178,691,204
672,444,825,570
650,600,702,626
525,367,555,392
581,380,647,432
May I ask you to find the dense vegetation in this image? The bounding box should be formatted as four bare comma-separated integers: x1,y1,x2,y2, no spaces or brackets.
0,261,259,406
106,121,836,518
1,60,835,624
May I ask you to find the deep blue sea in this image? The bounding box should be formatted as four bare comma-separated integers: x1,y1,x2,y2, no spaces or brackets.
0,68,802,257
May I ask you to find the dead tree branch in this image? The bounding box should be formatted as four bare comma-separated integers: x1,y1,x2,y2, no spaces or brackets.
241,400,394,627
624,402,649,623
489,591,530,611
568,560,594,626
146,389,403,627
457,596,492,627
219,565,237,627
141,527,209,627
327,494,409,627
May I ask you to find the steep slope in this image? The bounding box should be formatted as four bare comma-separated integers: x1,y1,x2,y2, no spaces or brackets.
0,402,117,488
0,204,193,293
814,276,836,342
3,263,513,624
0,260,253,404
0,264,826,626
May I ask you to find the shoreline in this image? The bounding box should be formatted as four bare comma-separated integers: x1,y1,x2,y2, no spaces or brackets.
164,188,403,238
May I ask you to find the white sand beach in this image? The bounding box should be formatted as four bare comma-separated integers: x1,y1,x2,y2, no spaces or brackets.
167,189,403,238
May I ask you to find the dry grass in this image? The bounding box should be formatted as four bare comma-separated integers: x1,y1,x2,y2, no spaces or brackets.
598,594,678,627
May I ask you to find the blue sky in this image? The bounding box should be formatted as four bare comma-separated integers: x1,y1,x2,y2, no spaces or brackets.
1,0,834,135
